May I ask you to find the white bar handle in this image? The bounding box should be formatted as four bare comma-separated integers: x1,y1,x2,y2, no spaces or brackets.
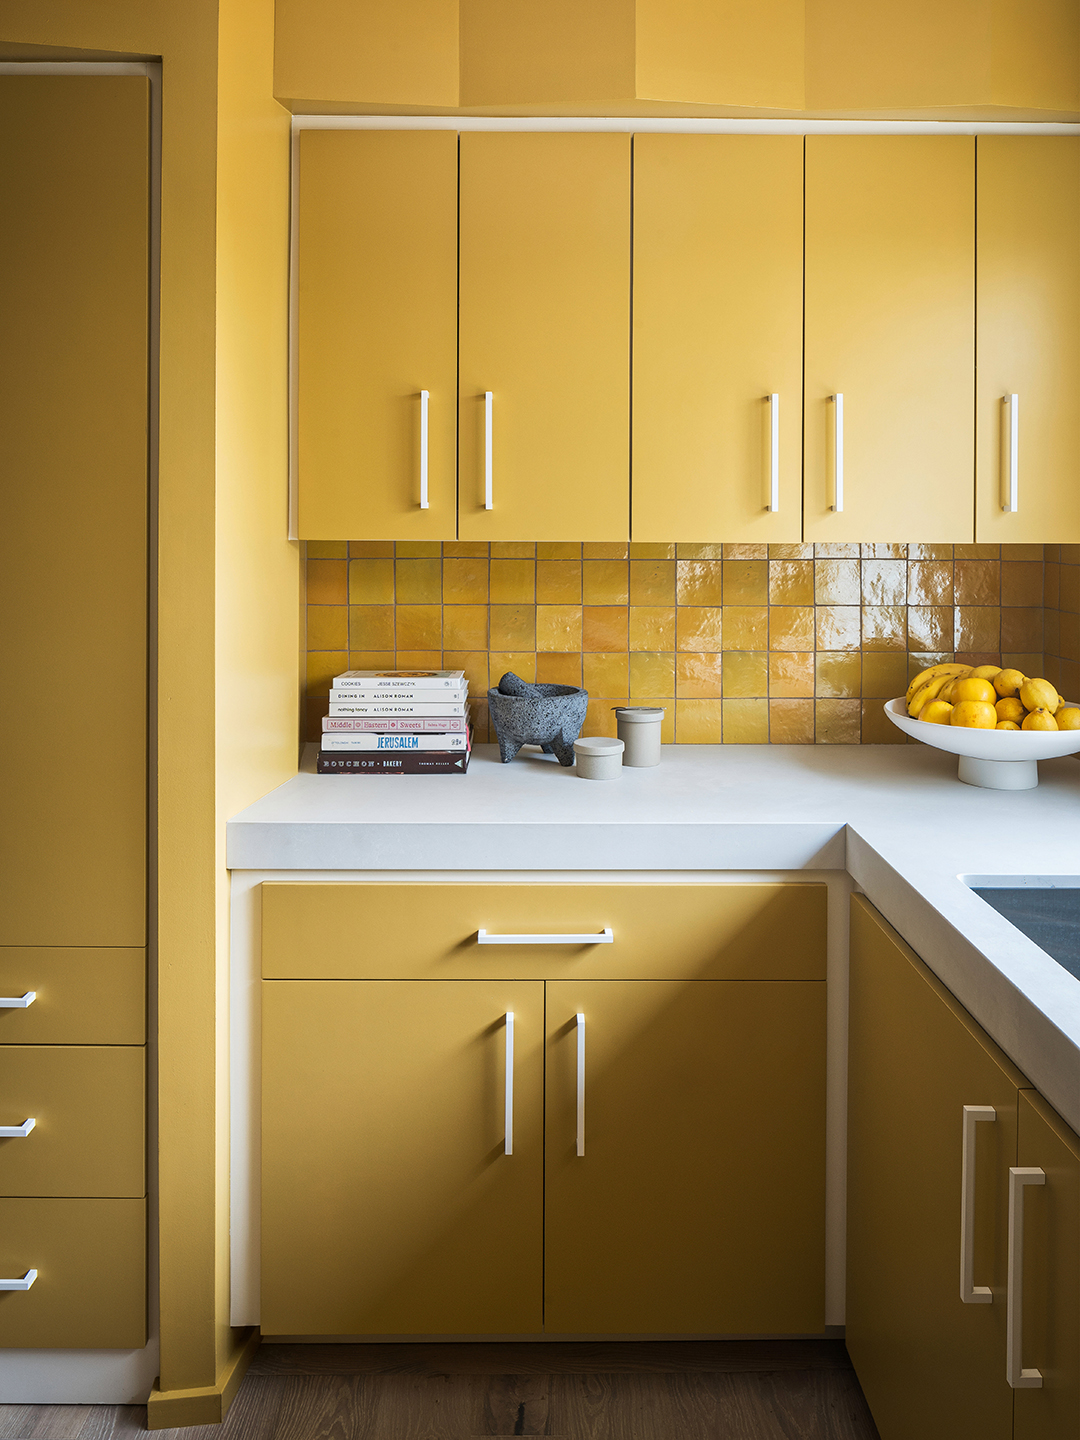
483,391,494,510
418,389,429,510
504,1011,514,1156
830,393,844,512
0,1270,37,1291
575,1012,585,1157
1002,393,1019,513
0,1119,35,1139
766,393,780,511
1007,1165,1046,1388
961,1105,996,1303
0,993,35,1009
477,928,613,946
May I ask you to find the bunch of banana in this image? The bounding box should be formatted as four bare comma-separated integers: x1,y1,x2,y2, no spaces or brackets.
905,663,972,718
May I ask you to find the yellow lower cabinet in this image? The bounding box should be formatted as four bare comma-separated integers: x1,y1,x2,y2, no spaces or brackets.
0,1046,144,1198
848,896,1022,1440
1013,1090,1080,1439
0,949,145,1045
261,980,544,1336
543,980,825,1335
0,1198,145,1348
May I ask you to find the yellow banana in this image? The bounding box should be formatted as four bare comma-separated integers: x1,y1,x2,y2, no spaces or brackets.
904,662,970,706
908,671,964,718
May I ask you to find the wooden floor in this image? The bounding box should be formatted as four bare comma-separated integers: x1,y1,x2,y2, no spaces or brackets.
0,1341,880,1439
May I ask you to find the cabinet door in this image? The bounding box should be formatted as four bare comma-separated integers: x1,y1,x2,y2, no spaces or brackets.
976,137,1080,543
0,76,147,947
632,134,803,542
804,137,974,542
262,980,543,1336
847,896,1020,1440
459,132,631,541
1013,1090,1080,1440
296,130,458,540
544,980,825,1334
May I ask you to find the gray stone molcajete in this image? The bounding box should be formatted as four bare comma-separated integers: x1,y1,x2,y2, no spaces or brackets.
487,673,589,766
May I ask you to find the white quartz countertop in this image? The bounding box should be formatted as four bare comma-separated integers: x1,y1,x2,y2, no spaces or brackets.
228,742,1080,1129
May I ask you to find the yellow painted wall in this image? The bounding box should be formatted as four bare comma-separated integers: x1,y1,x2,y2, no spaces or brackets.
0,0,300,1420
274,0,459,108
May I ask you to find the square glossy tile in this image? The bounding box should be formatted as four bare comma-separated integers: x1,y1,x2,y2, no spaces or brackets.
769,561,814,606
536,542,582,560
490,604,536,651
955,606,1000,652
629,651,675,697
816,698,861,743
907,606,954,653
395,606,442,650
676,560,724,606
769,698,814,743
348,540,394,558
630,559,677,604
490,542,535,559
536,605,583,652
443,558,489,604
862,559,907,606
536,651,583,686
769,606,815,651
583,560,630,605
582,606,629,652
307,605,348,650
816,606,861,650
861,652,908,698
443,541,488,558
907,561,953,606
490,558,536,604
583,542,629,560
306,540,348,559
722,697,768,742
395,557,442,604
768,652,814,698
307,559,348,605
815,559,860,605
583,652,629,695
722,560,768,605
861,606,906,651
677,606,723,652
954,560,1000,606
723,606,768,650
676,652,723,698
349,558,395,605
443,606,489,650
723,544,767,560
536,560,582,603
629,606,677,651
307,650,348,696
488,652,536,686
722,651,768,698
677,543,724,559
629,542,676,559
675,698,723,743
816,652,861,698
349,604,396,650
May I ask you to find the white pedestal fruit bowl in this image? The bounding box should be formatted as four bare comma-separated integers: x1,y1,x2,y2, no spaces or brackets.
884,697,1080,790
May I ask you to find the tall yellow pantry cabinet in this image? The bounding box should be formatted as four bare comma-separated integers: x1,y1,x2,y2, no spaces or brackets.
260,882,827,1338
0,76,148,1347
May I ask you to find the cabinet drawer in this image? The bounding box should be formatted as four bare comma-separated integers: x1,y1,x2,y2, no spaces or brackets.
0,1047,144,1198
261,883,827,981
0,1197,145,1348
0,949,144,1044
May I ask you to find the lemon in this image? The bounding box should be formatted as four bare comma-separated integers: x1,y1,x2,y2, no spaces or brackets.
1019,677,1060,713
920,699,954,725
996,720,1021,731
1022,708,1058,732
995,696,1025,725
1054,706,1080,731
971,665,1003,681
951,700,997,729
952,677,997,706
993,668,1027,699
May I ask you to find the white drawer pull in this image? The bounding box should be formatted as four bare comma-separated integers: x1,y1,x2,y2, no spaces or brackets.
0,1120,35,1139
0,1270,37,1291
476,928,613,946
1007,1165,1046,1388
830,393,844,512
483,391,494,509
766,392,780,511
960,1105,996,1304
1001,393,1019,512
0,992,36,1009
504,1011,514,1157
418,389,430,510
576,1012,586,1158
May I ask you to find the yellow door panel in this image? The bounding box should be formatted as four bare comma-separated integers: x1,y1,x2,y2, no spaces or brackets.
459,132,630,541
804,137,975,542
296,130,458,540
0,77,148,947
633,134,803,542
847,896,1019,1440
1014,1090,1080,1440
0,1198,145,1348
0,1047,144,1199
976,137,1080,543
262,981,543,1336
0,949,145,1046
544,980,825,1335
260,882,827,981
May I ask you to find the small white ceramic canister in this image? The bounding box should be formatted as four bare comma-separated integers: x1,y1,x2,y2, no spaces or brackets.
612,706,665,767
573,736,624,780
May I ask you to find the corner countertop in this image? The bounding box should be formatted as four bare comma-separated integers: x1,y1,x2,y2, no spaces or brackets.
228,742,1080,1130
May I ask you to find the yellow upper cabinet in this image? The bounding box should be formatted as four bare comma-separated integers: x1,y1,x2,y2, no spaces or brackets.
296,130,458,540
804,136,975,543
632,134,803,543
976,137,1080,544
458,132,631,541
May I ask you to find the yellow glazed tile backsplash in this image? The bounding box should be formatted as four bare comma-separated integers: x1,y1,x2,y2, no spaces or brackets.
304,542,1057,745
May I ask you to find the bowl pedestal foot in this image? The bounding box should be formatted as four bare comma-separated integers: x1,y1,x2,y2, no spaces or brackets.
958,755,1039,790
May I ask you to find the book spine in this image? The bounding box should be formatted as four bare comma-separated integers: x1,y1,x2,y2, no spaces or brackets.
322,715,468,733
320,732,469,752
317,751,470,774
329,689,468,704
333,677,463,691
327,701,468,716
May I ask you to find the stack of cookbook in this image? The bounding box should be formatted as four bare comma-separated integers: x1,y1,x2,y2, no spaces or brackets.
317,669,471,774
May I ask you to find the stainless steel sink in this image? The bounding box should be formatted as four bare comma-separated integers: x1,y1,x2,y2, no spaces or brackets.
967,877,1080,981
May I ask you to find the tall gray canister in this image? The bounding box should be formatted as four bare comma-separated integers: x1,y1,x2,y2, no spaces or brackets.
612,706,665,767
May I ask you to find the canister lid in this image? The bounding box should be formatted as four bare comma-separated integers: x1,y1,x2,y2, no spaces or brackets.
611,706,665,721
574,736,625,755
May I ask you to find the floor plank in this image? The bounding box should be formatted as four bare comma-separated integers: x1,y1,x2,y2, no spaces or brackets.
0,1341,880,1439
